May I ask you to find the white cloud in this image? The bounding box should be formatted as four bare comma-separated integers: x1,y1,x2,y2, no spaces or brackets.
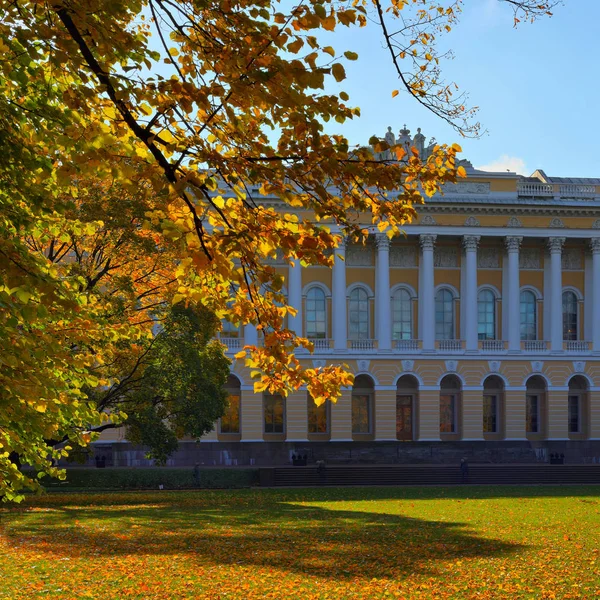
475,155,528,175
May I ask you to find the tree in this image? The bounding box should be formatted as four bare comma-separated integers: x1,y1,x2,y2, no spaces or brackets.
0,0,556,499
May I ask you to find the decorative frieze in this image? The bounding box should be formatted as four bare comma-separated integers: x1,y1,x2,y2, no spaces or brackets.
547,237,565,254
357,359,370,372
519,248,541,269
573,361,586,373
464,216,480,227
434,246,458,267
593,219,600,229
312,360,326,368
419,233,437,251
506,216,523,228
531,361,544,373
346,244,373,266
478,248,499,268
445,360,458,372
488,360,501,373
562,247,582,270
590,238,600,254
505,236,523,253
375,233,390,250
443,182,490,195
401,359,414,372
390,245,417,267
462,235,480,252
420,215,437,226
549,217,566,228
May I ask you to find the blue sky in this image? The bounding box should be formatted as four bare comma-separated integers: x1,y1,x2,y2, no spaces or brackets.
319,0,596,177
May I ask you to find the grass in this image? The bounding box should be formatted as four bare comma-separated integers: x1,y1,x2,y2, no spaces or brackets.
1,486,599,599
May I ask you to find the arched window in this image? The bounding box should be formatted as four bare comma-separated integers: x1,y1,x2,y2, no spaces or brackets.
392,288,413,341
562,291,578,341
478,289,496,340
435,288,455,340
568,375,588,434
348,287,369,340
525,375,546,434
520,290,537,341
483,375,504,434
220,375,241,434
440,375,461,434
305,287,327,339
352,374,373,434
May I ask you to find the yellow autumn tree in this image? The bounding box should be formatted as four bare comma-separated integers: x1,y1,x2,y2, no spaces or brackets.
0,0,556,499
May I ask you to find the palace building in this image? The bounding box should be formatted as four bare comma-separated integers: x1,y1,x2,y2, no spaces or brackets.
99,127,600,466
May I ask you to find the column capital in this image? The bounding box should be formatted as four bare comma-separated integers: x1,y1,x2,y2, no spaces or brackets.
590,238,600,254
462,235,480,252
375,233,390,250
547,237,566,254
505,236,523,252
419,233,437,250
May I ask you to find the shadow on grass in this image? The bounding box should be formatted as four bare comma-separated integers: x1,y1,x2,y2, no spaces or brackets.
1,490,525,581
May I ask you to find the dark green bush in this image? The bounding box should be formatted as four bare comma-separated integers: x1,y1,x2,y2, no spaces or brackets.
41,467,259,490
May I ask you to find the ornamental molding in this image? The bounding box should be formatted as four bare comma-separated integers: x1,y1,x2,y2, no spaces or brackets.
562,247,582,270
357,359,370,372
462,235,480,251
505,236,523,252
434,246,458,267
390,245,417,267
442,182,490,195
401,359,414,372
420,215,437,225
549,217,566,228
531,361,544,373
346,244,372,266
445,360,458,372
519,247,540,269
312,360,326,368
488,360,501,373
590,239,600,254
506,216,523,228
573,361,586,373
464,216,480,227
419,233,437,250
478,248,499,268
547,237,566,254
593,219,600,229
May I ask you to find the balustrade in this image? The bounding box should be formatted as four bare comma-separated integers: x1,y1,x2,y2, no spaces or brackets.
437,339,462,353
517,182,553,196
220,337,242,350
350,339,376,351
480,339,506,352
522,340,548,353
564,340,590,353
310,338,331,351
395,339,420,352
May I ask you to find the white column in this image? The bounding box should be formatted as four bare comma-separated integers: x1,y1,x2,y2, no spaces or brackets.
287,259,302,337
505,236,522,352
590,239,600,353
548,237,565,352
375,234,391,351
463,235,480,352
332,238,347,351
420,234,437,351
244,323,258,346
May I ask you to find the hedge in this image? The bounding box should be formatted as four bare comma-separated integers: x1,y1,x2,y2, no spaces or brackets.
41,467,259,490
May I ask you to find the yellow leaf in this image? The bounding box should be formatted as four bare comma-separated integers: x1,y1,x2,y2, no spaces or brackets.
344,51,358,61
234,350,246,359
331,63,346,82
323,46,335,57
457,166,467,178
392,89,399,98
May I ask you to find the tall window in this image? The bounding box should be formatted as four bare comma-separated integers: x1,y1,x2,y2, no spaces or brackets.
483,375,503,434
568,375,588,434
435,289,455,340
349,287,369,340
526,376,546,434
392,288,413,340
568,395,580,433
562,291,578,341
352,375,373,434
264,394,285,434
396,375,418,441
306,287,327,339
308,395,329,434
478,289,496,340
220,376,241,433
440,375,461,434
520,290,537,341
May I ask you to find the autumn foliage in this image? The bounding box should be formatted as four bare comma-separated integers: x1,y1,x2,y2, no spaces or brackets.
0,0,557,499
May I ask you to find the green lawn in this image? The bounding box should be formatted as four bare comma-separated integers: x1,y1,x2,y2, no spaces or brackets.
1,486,599,599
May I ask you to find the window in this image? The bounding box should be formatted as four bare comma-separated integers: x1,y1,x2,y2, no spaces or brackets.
306,287,327,339
396,375,418,441
308,396,329,434
220,376,241,433
526,395,539,433
562,291,578,341
349,287,369,340
478,289,496,340
520,290,537,341
483,376,503,434
264,394,285,434
221,319,240,338
568,395,580,433
392,288,413,340
352,375,373,434
440,375,461,434
435,289,455,340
